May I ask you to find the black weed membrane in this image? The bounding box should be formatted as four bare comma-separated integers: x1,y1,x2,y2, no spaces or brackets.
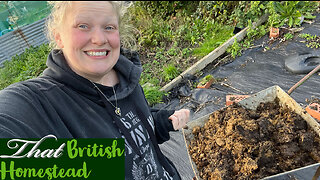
158,13,320,180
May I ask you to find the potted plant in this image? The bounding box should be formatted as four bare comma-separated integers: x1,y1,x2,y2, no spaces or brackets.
269,17,280,38
269,26,280,38
197,74,215,89
268,2,281,38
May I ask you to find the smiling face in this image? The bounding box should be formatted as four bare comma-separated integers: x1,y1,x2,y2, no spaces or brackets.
54,1,121,83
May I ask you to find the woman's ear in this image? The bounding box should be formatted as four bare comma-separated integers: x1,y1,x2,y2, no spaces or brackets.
54,31,64,49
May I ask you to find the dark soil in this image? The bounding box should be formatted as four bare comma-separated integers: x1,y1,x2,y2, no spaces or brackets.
188,98,320,180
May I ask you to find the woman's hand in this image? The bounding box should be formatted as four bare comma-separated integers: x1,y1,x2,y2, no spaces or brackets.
168,109,190,130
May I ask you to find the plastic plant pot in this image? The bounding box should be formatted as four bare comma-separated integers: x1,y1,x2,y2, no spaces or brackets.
269,27,279,38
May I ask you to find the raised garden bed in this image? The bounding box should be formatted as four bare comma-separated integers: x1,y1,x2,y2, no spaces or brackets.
184,86,320,179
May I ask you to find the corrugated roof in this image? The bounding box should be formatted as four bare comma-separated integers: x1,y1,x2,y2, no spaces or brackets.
0,17,49,64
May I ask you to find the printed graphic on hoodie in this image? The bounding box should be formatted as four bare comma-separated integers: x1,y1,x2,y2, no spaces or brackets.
121,111,173,180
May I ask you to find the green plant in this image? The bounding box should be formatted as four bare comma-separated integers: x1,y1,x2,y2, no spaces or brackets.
299,33,316,41
284,33,294,41
271,1,317,28
263,46,270,51
230,1,269,28
141,83,165,106
181,47,191,58
167,42,179,56
0,44,51,90
192,22,234,57
227,37,242,58
243,20,267,48
299,33,320,48
266,1,281,28
195,1,238,23
162,64,179,82
198,74,214,86
273,1,299,27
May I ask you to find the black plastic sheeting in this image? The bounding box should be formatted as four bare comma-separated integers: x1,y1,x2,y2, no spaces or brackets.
159,14,320,180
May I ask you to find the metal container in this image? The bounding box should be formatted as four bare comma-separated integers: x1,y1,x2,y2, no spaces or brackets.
184,85,320,179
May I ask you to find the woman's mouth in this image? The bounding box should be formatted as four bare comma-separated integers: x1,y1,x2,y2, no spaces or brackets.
85,50,109,57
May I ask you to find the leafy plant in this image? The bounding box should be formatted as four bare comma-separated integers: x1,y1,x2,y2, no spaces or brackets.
227,37,242,58
142,83,165,106
230,1,269,28
266,1,281,28
299,33,320,48
271,1,317,28
162,64,180,82
195,1,238,23
299,33,317,41
284,33,294,41
274,1,301,27
244,20,267,48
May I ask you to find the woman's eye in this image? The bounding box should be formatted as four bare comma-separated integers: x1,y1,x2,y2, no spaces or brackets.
78,24,88,29
105,26,115,30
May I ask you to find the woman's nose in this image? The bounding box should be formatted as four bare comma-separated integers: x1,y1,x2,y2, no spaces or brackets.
91,28,106,45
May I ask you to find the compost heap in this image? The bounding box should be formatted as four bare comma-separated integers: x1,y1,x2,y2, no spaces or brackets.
189,98,320,180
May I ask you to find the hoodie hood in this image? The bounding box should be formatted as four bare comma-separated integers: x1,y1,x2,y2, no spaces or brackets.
42,48,142,103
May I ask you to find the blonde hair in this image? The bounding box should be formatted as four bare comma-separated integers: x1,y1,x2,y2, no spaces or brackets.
45,1,136,50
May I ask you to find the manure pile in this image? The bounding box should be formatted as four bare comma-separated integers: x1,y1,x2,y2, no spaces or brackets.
189,98,320,179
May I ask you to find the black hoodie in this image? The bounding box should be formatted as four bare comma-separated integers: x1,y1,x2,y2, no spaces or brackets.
0,49,180,179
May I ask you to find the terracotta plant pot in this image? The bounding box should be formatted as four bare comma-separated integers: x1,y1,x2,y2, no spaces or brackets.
197,75,215,89
269,27,280,38
197,78,214,89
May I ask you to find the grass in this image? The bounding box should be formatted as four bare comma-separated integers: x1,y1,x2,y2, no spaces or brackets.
192,25,234,57
163,64,180,82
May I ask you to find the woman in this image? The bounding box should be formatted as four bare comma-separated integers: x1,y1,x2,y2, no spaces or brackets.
0,1,189,179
